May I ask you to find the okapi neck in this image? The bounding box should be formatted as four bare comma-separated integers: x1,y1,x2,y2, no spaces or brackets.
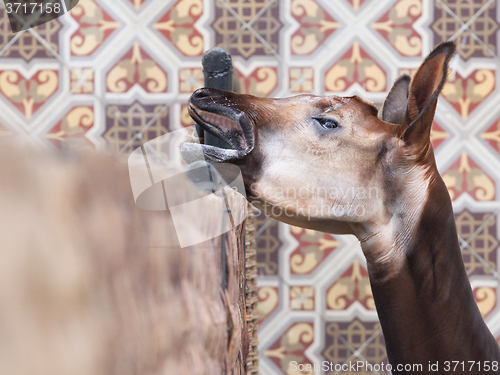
361,180,500,368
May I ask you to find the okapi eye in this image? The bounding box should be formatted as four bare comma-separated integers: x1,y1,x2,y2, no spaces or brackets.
313,117,339,130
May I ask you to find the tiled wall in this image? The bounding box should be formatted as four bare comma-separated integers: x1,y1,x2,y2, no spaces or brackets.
1,0,500,374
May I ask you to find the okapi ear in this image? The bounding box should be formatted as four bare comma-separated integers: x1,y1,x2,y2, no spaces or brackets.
381,75,411,125
402,42,456,148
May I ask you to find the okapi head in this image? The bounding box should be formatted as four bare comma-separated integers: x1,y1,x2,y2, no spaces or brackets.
181,42,456,242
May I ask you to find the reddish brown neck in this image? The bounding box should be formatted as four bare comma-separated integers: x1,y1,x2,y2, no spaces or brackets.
359,172,500,373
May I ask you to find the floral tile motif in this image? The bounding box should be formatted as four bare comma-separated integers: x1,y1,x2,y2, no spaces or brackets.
44,106,94,149
441,69,496,120
432,0,499,60
0,69,59,120
290,0,340,56
235,67,278,96
289,67,314,93
443,152,495,202
474,286,497,319
213,0,282,58
289,226,339,275
324,42,387,93
264,322,315,372
326,260,375,311
290,286,315,310
153,0,204,57
179,68,203,93
455,210,498,277
257,286,279,325
70,68,94,94
0,9,61,61
70,0,120,56
104,103,169,153
106,43,168,93
372,0,422,57
481,118,500,156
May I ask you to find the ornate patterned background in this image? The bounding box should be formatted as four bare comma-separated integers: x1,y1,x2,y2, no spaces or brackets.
1,0,500,374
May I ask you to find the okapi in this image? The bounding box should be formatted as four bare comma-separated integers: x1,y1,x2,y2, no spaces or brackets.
182,42,500,373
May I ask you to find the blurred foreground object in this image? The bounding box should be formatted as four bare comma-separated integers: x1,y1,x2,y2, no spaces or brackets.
0,144,249,375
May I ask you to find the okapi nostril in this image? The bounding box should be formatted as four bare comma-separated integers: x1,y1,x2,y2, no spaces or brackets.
192,88,213,99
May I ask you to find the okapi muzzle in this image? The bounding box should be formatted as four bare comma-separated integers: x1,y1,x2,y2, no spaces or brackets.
182,88,259,163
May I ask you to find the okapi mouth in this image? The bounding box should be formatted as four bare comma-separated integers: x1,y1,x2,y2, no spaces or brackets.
180,88,254,163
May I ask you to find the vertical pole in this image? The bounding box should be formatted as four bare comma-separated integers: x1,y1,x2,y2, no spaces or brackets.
200,47,257,373
200,47,234,294
200,47,233,149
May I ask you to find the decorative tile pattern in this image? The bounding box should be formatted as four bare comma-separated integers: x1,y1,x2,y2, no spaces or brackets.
1,0,500,373
180,104,193,128
289,67,314,93
290,286,314,310
455,210,498,276
105,43,168,93
235,66,278,96
346,0,369,12
0,9,61,60
128,0,148,10
213,0,282,58
70,68,94,94
179,67,203,93
290,0,340,56
474,286,497,319
441,69,496,119
326,260,375,311
70,0,120,56
443,152,496,201
0,69,59,119
431,121,449,150
44,106,94,149
482,119,500,155
153,0,204,57
257,286,279,325
255,213,282,276
323,320,387,369
432,0,499,59
264,322,315,372
289,226,339,275
372,0,423,57
104,103,169,153
324,42,387,93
